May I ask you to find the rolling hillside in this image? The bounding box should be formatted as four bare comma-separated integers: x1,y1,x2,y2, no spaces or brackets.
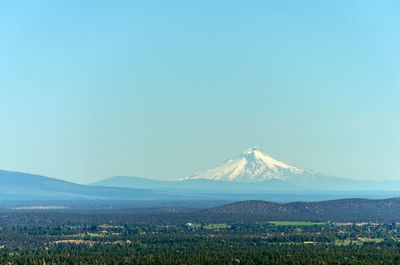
0,170,171,200
207,198,400,222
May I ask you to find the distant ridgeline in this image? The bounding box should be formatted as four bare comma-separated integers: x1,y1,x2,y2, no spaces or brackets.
94,147,400,193
1,147,400,201
204,198,400,223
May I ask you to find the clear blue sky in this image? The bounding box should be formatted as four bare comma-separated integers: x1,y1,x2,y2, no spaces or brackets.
0,0,399,184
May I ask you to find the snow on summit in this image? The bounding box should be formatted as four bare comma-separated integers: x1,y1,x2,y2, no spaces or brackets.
184,147,309,182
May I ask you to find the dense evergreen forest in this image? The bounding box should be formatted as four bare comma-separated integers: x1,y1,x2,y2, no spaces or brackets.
1,204,400,264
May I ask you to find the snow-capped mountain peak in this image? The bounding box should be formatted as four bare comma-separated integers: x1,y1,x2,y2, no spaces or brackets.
239,146,294,172
183,147,308,182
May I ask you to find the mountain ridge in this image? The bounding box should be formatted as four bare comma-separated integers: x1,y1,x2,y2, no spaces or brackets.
183,146,311,182
0,169,399,201
0,170,175,200
205,198,400,222
94,147,400,191
2,146,400,201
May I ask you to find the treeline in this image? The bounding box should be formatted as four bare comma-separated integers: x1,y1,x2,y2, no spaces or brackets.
2,242,400,264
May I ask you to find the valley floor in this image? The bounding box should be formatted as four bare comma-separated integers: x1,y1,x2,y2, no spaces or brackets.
0,208,400,264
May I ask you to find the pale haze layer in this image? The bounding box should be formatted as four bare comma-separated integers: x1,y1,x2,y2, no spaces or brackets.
0,0,399,184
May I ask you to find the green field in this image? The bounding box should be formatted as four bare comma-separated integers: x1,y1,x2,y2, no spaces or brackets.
268,221,328,226
185,223,201,229
203,224,231,229
67,233,106,239
186,223,231,229
334,238,384,246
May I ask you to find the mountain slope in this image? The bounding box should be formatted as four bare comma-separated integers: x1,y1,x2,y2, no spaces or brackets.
206,198,400,222
92,176,299,191
0,170,171,200
95,147,338,190
93,176,165,189
183,147,383,190
95,147,400,191
184,146,306,182
2,169,399,201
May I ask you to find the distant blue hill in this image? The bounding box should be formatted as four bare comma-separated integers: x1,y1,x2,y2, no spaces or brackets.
91,176,301,192
92,175,400,192
91,175,400,202
0,170,304,201
1,169,400,202
0,170,175,200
